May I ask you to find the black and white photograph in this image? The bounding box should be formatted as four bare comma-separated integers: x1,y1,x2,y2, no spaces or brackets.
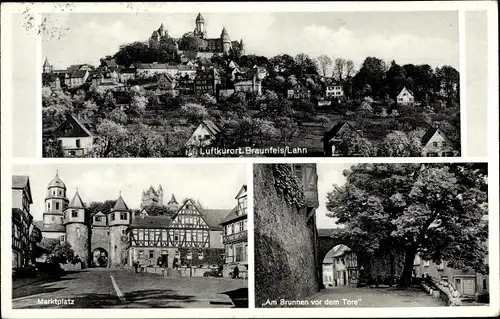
11,163,248,308
254,163,489,307
41,11,461,158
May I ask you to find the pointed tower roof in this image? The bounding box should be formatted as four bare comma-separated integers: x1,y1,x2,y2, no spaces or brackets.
68,190,85,209
43,57,51,67
48,171,66,189
158,184,163,191
221,27,230,41
113,194,129,212
168,194,178,204
159,22,165,29
196,13,204,23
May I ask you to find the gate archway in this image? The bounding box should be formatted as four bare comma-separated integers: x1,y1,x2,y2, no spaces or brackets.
92,247,109,268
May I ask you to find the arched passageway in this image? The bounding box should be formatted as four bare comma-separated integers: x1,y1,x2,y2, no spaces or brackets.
92,248,108,268
322,244,359,288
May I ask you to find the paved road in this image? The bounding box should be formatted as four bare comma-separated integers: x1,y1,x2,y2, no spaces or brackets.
12,268,247,308
301,286,446,307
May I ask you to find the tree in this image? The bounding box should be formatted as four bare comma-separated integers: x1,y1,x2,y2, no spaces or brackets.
316,54,333,77
294,53,318,77
181,103,208,123
199,93,217,106
326,163,488,287
130,95,148,117
345,60,355,78
335,130,375,156
48,242,75,264
91,120,129,157
87,200,117,215
107,108,129,124
436,65,460,101
378,130,422,157
353,57,387,99
43,138,64,157
333,58,346,81
179,32,199,52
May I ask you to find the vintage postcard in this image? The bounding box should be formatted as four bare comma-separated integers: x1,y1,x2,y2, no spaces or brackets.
1,1,499,319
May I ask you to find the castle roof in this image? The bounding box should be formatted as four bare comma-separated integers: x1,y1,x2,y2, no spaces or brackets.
68,190,85,209
33,220,66,233
113,194,129,212
12,175,29,189
221,27,230,40
43,57,51,67
196,13,204,23
47,171,66,189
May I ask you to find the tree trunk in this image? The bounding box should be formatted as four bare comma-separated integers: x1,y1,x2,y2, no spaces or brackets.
398,246,417,288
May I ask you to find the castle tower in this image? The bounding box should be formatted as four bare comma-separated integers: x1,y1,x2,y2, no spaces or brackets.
157,185,164,206
194,13,206,39
167,193,179,212
44,171,69,226
108,193,130,267
158,23,166,37
221,27,231,55
43,57,53,73
239,39,245,56
63,190,89,267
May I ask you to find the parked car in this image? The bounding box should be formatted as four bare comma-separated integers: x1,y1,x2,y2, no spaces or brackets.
203,269,222,277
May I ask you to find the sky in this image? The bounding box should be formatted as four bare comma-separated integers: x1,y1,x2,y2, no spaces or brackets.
40,11,459,71
13,163,247,221
315,163,352,229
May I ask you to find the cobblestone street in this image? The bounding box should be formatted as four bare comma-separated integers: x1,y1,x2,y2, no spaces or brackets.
12,268,247,308
303,286,446,307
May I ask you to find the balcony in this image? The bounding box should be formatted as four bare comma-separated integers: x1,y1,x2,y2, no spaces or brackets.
223,230,247,245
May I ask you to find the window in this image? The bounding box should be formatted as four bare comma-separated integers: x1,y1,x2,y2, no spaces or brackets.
59,191,61,195
60,235,65,243
175,251,180,258
432,142,438,147
483,279,487,290
95,216,102,222
198,252,204,260
76,139,81,148
48,203,51,210
122,230,125,234
442,141,447,147
138,250,144,258
226,224,233,235
110,213,115,221
120,212,128,220
56,202,60,210
187,252,192,260
76,227,81,237
441,276,448,282
423,260,430,267
72,210,78,218
174,231,179,241
427,152,438,157
149,250,154,258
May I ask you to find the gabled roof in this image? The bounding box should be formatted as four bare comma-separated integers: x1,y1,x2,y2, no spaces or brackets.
12,175,33,204
398,86,414,97
12,175,29,189
421,127,453,146
69,70,88,79
235,185,247,199
68,190,85,209
202,120,221,135
219,205,246,226
322,121,360,142
34,220,66,233
112,194,129,212
200,209,233,231
53,114,93,138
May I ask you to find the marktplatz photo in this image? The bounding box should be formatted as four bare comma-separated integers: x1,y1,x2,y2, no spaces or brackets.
41,11,460,157
254,163,489,307
11,163,248,308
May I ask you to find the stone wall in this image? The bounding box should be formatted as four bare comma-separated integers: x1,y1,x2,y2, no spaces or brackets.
109,225,128,267
65,223,89,267
90,226,109,253
254,164,319,307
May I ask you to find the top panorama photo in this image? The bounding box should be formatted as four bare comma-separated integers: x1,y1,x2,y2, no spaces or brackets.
41,11,460,158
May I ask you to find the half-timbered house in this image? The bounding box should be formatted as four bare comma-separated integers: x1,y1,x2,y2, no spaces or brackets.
126,199,229,268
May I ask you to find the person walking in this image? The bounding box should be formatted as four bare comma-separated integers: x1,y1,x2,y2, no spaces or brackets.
232,265,240,279
134,260,139,273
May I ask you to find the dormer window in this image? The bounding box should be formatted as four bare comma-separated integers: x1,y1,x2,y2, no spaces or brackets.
72,210,78,218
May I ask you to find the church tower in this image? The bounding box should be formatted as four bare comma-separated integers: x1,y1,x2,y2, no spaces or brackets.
108,193,131,267
239,39,245,56
63,190,89,267
167,193,179,212
194,13,207,39
44,171,69,227
221,27,231,55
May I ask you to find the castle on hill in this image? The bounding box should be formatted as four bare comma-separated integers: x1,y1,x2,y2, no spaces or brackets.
149,13,245,56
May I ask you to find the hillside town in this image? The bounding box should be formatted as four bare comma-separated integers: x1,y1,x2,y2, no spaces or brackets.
12,171,248,308
42,13,460,158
